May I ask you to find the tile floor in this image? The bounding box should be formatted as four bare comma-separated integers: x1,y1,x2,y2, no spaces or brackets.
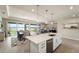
0,37,79,53
54,38,79,53
0,36,29,53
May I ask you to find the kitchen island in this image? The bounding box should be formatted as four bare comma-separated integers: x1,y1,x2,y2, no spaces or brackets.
26,33,62,53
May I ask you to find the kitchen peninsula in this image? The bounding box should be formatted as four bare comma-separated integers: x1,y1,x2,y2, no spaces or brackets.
26,33,62,53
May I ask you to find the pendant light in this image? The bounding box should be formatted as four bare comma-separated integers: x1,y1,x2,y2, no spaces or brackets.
50,13,54,24
36,5,39,21
6,5,10,16
36,5,40,34
45,10,48,18
44,9,48,24
50,13,53,21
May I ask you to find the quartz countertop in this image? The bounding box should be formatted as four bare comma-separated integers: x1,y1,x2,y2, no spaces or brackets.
26,33,56,44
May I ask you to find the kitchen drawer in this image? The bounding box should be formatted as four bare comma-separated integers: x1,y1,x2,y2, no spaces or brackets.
39,41,46,47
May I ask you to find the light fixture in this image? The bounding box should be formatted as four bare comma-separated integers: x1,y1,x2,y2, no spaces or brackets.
45,10,48,14
32,9,34,12
70,6,73,10
44,10,48,24
50,13,54,20
44,10,48,18
36,5,39,21
6,5,10,16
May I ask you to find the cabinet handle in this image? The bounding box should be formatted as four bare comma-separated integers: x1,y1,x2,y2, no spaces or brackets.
41,43,45,46
41,46,45,48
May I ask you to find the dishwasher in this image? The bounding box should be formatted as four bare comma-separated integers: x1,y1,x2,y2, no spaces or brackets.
46,38,53,53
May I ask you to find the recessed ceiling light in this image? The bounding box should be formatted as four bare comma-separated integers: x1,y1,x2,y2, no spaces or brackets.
32,9,34,12
70,6,73,10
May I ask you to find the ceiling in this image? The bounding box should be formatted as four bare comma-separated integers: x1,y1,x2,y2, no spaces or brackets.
1,5,79,23
10,5,79,21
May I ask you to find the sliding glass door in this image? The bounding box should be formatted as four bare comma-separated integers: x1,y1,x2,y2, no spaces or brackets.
8,22,25,36
8,22,17,36
17,23,25,31
30,24,39,32
25,24,30,30
25,24,40,32
8,22,40,36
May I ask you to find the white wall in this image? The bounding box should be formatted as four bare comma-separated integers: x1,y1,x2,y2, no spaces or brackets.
57,22,63,38
62,29,79,40
61,18,79,40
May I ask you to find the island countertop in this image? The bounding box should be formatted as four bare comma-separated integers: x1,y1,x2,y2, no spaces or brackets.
26,33,56,44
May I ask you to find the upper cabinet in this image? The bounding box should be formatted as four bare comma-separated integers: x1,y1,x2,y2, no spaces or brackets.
64,23,79,29
0,5,8,17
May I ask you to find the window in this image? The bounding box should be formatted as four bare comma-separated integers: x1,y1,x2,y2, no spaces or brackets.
8,21,40,36
8,22,25,36
8,22,17,36
30,24,39,32
17,23,25,31
25,24,40,32
25,24,30,30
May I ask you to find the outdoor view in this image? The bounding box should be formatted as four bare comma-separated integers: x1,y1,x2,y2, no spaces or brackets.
8,22,39,36
8,23,17,36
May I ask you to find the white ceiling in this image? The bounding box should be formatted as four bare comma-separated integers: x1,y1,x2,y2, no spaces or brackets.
1,5,79,23
10,5,79,21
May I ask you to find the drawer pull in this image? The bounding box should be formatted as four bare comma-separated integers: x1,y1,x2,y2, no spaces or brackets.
41,43,45,46
41,46,45,48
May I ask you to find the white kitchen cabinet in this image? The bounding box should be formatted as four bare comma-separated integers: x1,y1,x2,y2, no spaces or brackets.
26,33,62,53
53,37,58,50
30,41,39,53
30,37,62,53
39,41,46,53
53,36,62,50
30,41,46,53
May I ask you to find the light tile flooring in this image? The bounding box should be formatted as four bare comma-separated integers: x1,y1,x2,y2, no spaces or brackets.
0,36,30,53
0,37,79,53
54,38,79,53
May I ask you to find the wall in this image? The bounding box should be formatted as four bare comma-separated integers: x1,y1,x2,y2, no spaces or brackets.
62,29,79,40
2,18,8,37
0,6,7,40
57,22,63,38
0,17,6,40
61,18,79,40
